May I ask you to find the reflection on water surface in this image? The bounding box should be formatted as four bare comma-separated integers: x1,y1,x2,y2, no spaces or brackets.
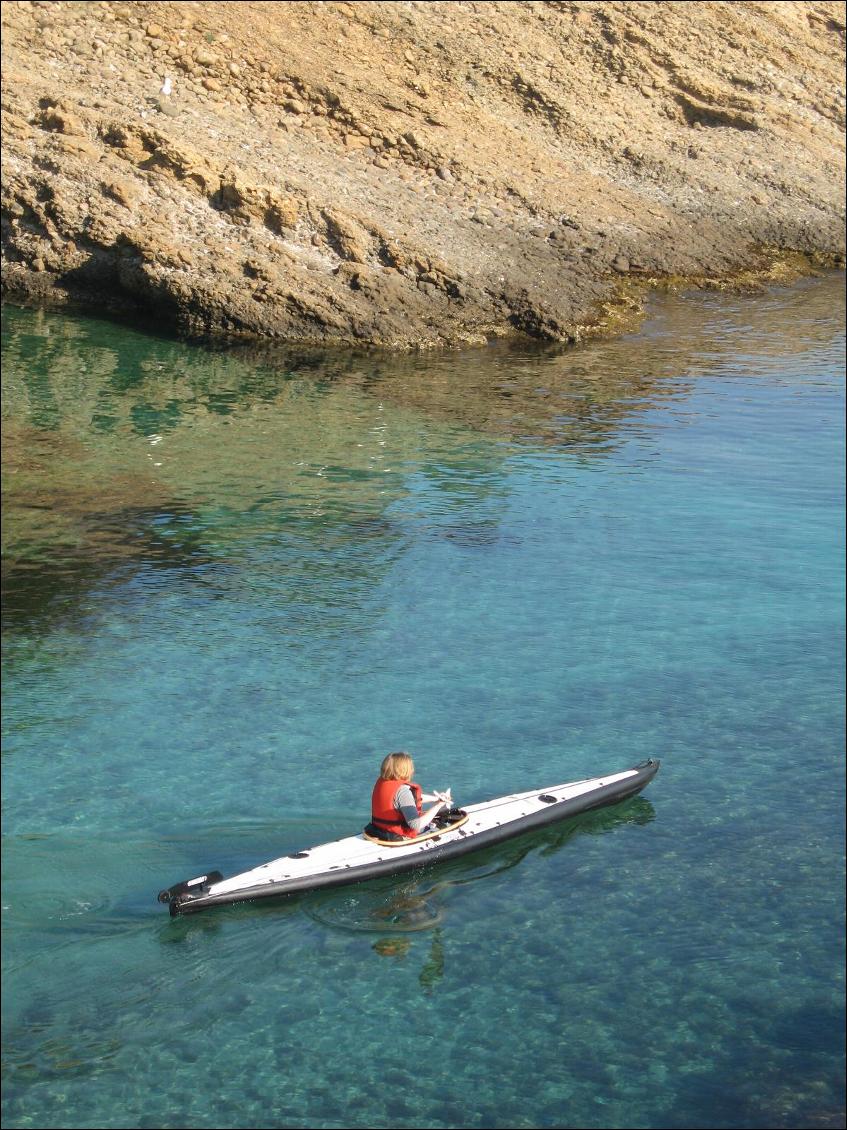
4,275,843,636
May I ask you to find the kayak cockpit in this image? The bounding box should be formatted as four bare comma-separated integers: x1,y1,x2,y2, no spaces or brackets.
362,808,469,846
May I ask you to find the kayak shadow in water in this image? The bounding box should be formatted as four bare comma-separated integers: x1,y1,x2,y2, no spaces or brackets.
303,797,655,990
302,796,656,939
371,928,446,994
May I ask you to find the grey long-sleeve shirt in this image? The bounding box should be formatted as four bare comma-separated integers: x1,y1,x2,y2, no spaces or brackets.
395,784,435,833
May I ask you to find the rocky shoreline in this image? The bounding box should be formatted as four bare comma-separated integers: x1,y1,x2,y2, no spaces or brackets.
1,0,845,350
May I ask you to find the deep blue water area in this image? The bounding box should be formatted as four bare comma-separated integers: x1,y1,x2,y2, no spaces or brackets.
2,275,845,1129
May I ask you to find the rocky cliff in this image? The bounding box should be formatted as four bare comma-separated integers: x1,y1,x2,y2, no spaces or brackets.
2,0,845,348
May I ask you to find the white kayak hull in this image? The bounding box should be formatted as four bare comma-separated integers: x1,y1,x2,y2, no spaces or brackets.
160,759,660,916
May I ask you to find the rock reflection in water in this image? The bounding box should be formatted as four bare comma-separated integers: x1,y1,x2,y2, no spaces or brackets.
3,275,842,636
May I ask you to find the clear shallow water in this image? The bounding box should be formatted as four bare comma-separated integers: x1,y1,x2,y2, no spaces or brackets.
2,276,844,1130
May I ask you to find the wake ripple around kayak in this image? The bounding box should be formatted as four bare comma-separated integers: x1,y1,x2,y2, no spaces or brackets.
7,889,115,930
2,837,152,953
303,880,445,934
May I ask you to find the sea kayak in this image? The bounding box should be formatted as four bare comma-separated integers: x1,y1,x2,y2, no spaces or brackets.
159,758,659,916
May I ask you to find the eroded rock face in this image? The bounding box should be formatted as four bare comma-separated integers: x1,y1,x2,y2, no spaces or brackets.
1,0,844,348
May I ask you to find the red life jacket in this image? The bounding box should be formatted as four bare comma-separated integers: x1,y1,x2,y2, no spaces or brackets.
371,779,423,839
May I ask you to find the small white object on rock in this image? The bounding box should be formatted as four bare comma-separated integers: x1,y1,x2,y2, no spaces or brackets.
160,76,172,96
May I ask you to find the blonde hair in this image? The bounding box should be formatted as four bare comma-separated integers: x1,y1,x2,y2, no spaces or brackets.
379,751,415,781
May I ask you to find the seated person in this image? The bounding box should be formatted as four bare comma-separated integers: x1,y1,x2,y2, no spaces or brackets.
365,751,452,841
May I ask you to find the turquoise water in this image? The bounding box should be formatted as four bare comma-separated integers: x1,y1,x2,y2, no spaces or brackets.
2,276,844,1130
